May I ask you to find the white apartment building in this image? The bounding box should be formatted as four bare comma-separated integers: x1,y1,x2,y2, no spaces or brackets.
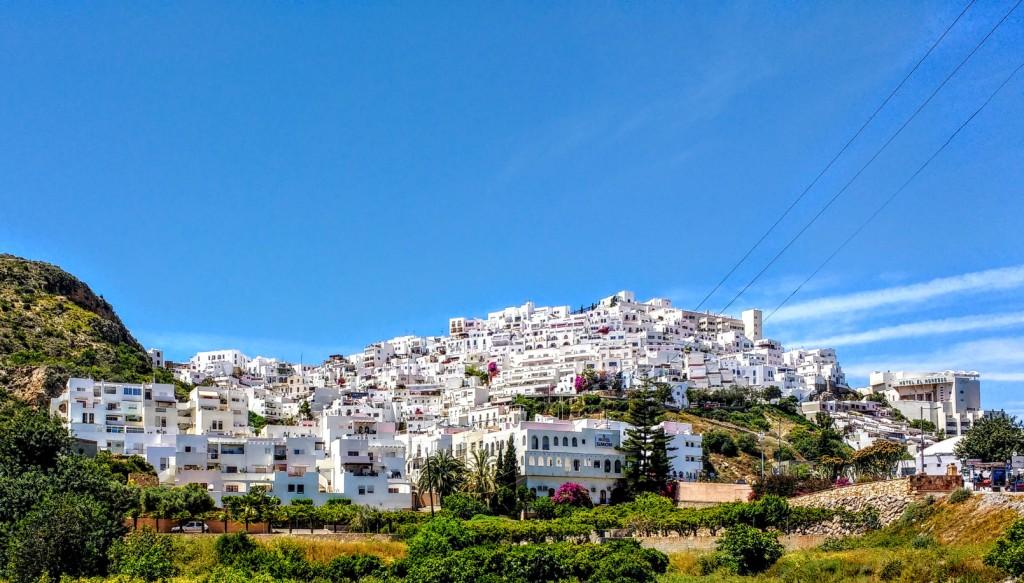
866,370,985,436
50,378,179,466
190,349,250,378
180,386,249,436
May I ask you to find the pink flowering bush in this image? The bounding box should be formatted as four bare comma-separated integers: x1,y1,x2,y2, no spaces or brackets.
552,482,593,508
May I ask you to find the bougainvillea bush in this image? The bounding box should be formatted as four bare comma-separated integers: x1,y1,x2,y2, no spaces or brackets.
551,482,593,508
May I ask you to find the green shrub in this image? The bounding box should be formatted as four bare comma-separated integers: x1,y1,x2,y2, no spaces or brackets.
108,528,176,581
407,516,475,558
531,496,556,519
442,493,490,520
325,554,384,581
214,532,259,566
986,518,1024,576
948,487,971,504
704,430,739,457
715,524,785,575
880,558,903,581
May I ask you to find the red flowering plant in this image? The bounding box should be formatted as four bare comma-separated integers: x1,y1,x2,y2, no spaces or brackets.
487,361,499,379
551,482,593,508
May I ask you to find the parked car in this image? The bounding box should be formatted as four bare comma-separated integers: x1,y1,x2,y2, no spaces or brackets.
171,520,208,533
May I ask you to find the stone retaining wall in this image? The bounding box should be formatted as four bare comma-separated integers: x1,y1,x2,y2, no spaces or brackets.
790,478,916,533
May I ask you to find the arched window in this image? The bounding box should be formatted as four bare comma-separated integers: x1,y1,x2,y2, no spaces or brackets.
562,437,569,447
614,460,622,473
604,459,611,472
532,436,538,450
547,457,553,466
572,437,578,447
599,490,607,504
542,436,550,450
573,459,580,471
548,488,555,497
528,456,535,466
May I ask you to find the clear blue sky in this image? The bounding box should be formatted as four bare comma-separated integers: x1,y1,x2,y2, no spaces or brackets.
1,3,1022,411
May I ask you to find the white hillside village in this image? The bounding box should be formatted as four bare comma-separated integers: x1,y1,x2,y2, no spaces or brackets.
51,290,992,507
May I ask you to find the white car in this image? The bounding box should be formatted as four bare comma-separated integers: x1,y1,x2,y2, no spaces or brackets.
171,520,208,533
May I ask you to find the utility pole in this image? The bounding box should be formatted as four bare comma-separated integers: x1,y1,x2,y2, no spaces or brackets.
919,406,926,475
759,432,765,480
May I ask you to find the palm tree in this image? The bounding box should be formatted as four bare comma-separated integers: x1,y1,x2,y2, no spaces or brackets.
466,449,496,506
417,450,466,516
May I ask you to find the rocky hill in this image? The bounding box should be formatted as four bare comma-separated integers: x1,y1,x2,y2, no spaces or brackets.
0,254,160,405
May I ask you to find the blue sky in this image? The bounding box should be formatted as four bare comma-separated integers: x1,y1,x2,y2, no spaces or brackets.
1,3,1022,411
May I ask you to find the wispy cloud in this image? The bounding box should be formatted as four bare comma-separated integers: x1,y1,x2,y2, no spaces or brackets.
791,311,1024,347
771,265,1024,323
843,337,1024,382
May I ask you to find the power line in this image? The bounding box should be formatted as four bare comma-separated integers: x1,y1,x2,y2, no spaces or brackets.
718,0,1022,314
765,59,1024,323
691,0,978,312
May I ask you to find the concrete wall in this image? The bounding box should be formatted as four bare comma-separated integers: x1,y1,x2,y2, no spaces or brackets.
640,534,828,553
675,482,753,507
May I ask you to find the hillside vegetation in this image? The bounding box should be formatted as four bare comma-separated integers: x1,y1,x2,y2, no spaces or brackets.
662,493,1019,582
0,254,165,404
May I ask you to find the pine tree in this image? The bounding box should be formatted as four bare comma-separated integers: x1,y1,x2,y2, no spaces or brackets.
620,380,675,497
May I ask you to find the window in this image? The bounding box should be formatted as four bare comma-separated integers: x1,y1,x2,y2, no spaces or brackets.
225,485,239,493
358,486,366,495
573,459,580,471
562,437,568,447
211,420,224,431
542,436,549,450
614,460,622,473
531,436,538,449
594,460,600,468
572,437,577,447
122,387,142,396
604,460,611,473
297,484,304,494
287,484,296,492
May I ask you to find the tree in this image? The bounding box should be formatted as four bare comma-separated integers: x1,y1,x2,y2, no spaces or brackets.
955,414,1024,463
298,400,313,421
619,382,675,497
238,486,280,532
762,386,783,402
317,498,354,533
248,411,268,434
179,483,215,526
497,435,519,490
284,498,316,533
4,492,123,583
712,524,784,575
0,398,71,477
465,449,496,505
852,440,908,480
417,450,466,516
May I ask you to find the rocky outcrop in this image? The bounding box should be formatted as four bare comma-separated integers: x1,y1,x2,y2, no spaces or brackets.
0,254,156,405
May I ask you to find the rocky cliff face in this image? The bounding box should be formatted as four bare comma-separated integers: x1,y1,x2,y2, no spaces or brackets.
0,254,156,405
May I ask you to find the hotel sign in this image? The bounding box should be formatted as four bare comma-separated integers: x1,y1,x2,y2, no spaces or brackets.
595,433,614,448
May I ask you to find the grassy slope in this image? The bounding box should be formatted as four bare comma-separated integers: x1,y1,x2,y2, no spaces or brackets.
667,409,808,483
660,494,1018,582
